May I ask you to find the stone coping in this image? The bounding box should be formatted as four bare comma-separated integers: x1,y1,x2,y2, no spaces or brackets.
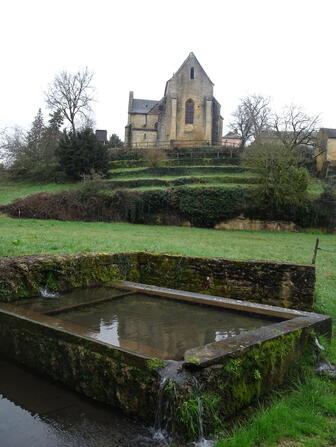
112,282,332,367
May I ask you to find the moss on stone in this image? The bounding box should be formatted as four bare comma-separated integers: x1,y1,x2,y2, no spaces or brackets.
146,358,164,371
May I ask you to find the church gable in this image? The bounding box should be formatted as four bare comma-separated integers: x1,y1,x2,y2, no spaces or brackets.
173,52,214,87
164,53,214,100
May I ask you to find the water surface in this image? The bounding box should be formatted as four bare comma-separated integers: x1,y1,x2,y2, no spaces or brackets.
57,293,277,359
12,286,122,313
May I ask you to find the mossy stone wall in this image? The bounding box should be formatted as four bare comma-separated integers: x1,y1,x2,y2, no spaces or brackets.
0,252,315,310
136,253,315,310
0,306,159,421
0,253,139,302
174,326,319,439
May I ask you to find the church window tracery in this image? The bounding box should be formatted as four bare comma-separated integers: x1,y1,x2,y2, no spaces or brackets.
190,67,194,79
185,99,194,124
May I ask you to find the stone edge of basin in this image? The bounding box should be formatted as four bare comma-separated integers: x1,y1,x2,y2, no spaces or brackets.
112,281,332,369
0,301,153,367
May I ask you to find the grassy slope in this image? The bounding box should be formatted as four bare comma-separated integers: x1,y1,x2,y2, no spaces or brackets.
109,172,257,180
109,166,245,177
126,183,255,191
0,181,79,205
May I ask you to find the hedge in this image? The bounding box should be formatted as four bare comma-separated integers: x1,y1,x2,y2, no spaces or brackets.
1,187,246,227
108,147,241,162
2,186,334,230
109,157,241,169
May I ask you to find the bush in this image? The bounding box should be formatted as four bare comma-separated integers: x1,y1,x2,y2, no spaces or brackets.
243,143,310,213
57,129,108,180
174,187,246,227
143,147,167,168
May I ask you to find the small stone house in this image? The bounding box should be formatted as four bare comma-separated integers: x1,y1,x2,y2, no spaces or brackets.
222,131,242,147
315,128,336,176
125,53,223,148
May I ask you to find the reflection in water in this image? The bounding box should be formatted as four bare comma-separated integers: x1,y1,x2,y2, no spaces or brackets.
0,358,163,447
12,286,122,313
57,293,277,359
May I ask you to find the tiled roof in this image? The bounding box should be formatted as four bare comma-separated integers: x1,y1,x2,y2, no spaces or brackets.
321,128,336,138
95,129,107,142
130,99,159,114
224,131,241,139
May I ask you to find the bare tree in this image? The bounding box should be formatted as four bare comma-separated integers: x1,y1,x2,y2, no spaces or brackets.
0,126,27,166
273,104,319,150
229,94,271,147
45,67,94,132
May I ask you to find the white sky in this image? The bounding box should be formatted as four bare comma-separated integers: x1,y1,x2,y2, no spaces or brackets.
0,0,335,139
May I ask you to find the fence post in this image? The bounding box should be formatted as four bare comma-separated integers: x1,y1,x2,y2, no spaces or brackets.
312,238,320,264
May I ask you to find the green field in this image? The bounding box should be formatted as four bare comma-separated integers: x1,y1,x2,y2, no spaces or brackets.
0,181,79,205
0,179,335,446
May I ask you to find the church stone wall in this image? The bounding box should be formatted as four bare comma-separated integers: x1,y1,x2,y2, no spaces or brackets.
130,114,147,128
131,129,157,146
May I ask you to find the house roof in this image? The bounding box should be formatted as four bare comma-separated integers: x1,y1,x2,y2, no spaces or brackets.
223,131,241,139
95,129,107,142
130,98,159,114
321,128,336,138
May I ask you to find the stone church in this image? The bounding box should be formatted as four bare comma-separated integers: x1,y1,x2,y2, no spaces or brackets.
125,53,223,148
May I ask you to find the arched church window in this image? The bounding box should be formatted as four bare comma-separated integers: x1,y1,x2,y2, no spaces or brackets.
185,99,194,124
154,122,158,130
190,67,194,79
144,133,147,140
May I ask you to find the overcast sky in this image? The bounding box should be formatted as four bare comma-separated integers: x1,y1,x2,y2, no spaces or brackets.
1,0,335,139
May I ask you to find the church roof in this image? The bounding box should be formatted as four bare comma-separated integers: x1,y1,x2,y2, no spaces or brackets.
148,100,163,115
130,98,159,114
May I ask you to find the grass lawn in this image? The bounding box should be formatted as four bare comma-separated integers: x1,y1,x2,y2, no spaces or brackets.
126,183,256,191
109,171,256,180
0,181,79,205
109,165,245,177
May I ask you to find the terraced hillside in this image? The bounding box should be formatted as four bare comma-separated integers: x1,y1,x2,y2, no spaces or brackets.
107,165,259,191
